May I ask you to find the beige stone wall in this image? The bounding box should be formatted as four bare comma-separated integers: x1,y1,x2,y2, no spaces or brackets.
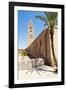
54,29,58,61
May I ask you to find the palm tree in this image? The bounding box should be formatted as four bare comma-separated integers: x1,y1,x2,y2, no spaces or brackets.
35,12,58,71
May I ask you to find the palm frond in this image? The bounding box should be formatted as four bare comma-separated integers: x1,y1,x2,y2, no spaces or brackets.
35,16,46,22
35,16,49,26
35,12,58,30
54,27,58,29
43,23,47,27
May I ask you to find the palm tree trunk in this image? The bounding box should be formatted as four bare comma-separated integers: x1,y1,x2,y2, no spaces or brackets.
51,35,57,68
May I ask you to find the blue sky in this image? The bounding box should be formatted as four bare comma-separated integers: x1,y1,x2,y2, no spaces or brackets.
18,10,47,49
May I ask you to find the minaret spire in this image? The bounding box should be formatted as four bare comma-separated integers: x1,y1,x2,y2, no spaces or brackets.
27,19,35,47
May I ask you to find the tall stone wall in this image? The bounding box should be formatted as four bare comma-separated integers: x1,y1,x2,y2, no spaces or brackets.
27,28,52,66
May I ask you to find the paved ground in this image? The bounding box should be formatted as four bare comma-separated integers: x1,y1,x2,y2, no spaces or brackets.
18,55,57,80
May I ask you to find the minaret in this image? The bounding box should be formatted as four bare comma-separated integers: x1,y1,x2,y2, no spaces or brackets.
27,20,35,47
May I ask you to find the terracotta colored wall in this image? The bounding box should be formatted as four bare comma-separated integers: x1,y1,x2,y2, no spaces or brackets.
27,28,51,66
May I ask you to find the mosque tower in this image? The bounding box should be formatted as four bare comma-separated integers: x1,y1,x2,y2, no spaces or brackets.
27,20,35,47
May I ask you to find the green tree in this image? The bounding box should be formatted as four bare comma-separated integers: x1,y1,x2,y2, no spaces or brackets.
21,49,28,56
35,12,57,70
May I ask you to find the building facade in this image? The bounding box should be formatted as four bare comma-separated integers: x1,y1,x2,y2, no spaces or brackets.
18,20,57,67
27,28,52,66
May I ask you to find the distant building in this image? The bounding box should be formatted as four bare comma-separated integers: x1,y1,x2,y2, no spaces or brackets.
18,49,25,56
